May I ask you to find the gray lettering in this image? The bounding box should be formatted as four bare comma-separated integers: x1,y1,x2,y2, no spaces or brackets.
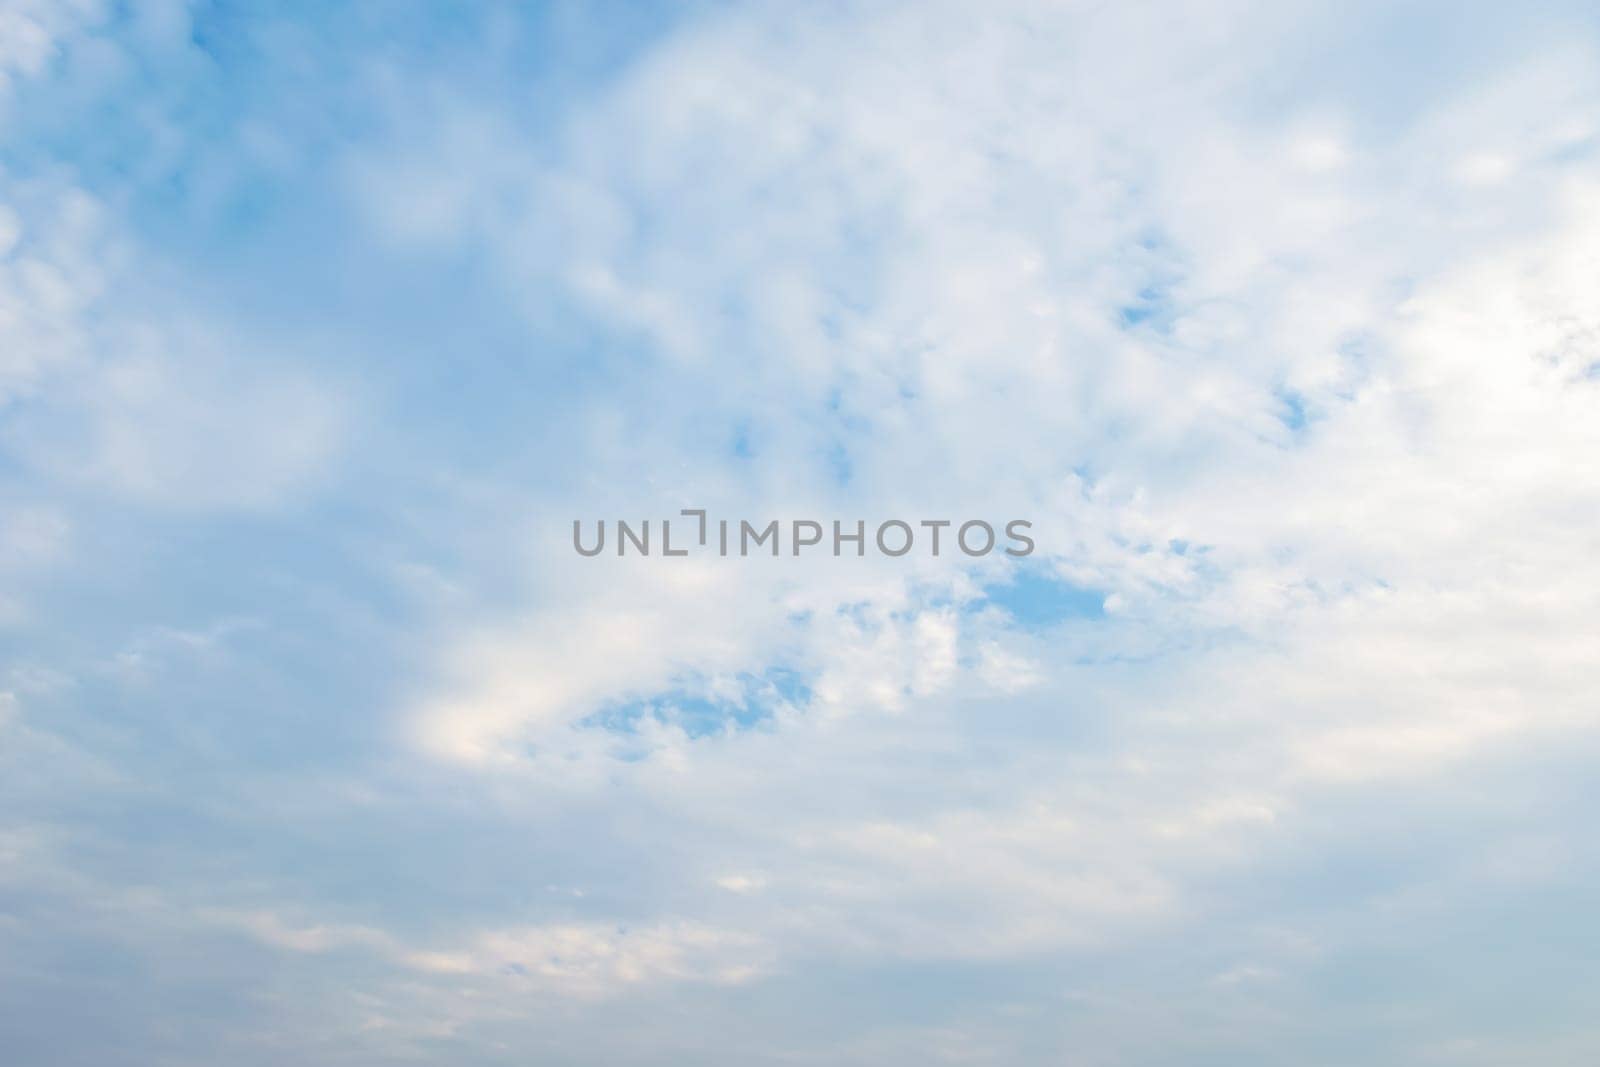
834,520,865,556
958,519,995,556
573,519,605,557
793,520,823,555
618,519,649,556
876,520,913,556
741,519,779,556
1004,519,1035,557
662,520,688,556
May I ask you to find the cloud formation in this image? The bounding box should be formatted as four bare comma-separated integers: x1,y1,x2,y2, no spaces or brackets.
1,2,1598,1064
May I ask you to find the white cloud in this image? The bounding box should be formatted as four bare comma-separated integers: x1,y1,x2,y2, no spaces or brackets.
0,0,105,102
0,174,349,511
355,0,1600,993
206,906,769,998
5,1,1600,1060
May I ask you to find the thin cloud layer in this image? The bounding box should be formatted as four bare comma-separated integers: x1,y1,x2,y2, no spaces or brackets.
1,2,1598,1065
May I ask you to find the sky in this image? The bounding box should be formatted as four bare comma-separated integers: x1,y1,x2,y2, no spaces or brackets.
1,1,1599,1064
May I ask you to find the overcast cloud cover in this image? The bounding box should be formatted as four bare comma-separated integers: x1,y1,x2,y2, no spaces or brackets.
2,1,1599,1063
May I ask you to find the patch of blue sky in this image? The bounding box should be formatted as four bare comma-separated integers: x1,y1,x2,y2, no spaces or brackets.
1276,387,1310,433
1117,284,1173,330
979,563,1107,627
824,440,854,486
1115,228,1187,334
581,666,811,740
730,419,755,459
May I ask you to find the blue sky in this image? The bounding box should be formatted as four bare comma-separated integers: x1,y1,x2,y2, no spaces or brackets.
2,2,1600,1064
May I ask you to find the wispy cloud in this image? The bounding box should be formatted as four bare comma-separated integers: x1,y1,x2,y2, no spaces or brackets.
2,1,1598,1063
